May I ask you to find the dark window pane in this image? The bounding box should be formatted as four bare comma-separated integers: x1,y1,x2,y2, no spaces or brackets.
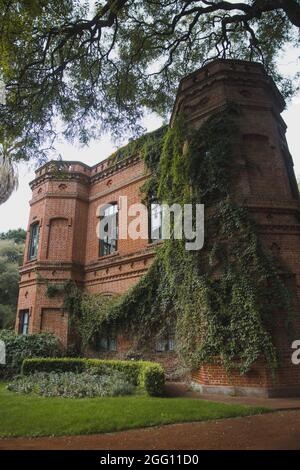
99,203,118,256
156,336,175,352
19,310,29,335
168,337,175,351
99,337,108,350
97,336,117,351
108,337,117,351
150,203,162,242
28,223,39,260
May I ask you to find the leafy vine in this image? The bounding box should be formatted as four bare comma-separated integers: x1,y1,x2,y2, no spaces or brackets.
66,106,295,374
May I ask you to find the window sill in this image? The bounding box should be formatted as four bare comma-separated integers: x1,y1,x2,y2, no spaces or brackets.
155,350,176,354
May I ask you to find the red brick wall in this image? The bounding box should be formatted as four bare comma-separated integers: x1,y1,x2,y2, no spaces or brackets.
40,308,69,346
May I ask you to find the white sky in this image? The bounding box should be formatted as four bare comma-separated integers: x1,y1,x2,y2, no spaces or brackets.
0,46,299,233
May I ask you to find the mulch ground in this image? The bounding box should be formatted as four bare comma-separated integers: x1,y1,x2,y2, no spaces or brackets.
1,410,300,450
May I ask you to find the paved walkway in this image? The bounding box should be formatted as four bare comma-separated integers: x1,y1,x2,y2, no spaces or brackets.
164,382,300,410
1,410,300,450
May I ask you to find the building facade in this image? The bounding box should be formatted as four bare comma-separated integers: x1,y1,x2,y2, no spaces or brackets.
16,59,300,396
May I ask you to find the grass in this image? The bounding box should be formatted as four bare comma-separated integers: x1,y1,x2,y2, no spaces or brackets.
0,383,269,438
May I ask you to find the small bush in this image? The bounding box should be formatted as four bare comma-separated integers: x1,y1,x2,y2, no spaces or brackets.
139,364,165,397
0,330,61,378
22,358,165,396
7,371,135,398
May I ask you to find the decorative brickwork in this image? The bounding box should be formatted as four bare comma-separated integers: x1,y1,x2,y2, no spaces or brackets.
16,59,300,396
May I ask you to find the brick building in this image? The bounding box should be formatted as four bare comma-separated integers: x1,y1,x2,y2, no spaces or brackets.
16,59,300,396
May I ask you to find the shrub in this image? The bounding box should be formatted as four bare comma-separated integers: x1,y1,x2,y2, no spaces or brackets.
139,364,165,397
0,330,61,378
87,360,165,395
22,358,165,396
7,371,135,398
87,359,141,386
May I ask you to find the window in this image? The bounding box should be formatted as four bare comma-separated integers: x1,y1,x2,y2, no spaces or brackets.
28,223,39,260
149,203,163,242
99,203,118,256
96,336,117,352
19,310,29,335
156,336,175,352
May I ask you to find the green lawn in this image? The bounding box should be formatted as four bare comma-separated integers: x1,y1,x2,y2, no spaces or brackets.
0,383,269,438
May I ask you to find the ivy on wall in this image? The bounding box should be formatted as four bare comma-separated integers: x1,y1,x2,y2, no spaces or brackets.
65,106,295,375
108,125,167,167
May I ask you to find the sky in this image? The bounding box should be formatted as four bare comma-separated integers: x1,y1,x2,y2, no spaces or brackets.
0,47,299,233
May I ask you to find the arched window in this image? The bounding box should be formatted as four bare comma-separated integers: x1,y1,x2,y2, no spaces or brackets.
99,202,118,256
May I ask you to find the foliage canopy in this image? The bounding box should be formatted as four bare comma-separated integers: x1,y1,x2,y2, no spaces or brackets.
0,0,299,165
0,236,25,329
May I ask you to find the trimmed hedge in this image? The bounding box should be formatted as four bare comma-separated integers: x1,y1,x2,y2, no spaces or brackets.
87,359,141,386
21,358,165,396
21,358,86,375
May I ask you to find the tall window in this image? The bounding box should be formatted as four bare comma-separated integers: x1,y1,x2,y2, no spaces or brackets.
99,203,118,256
28,222,39,260
19,310,29,335
149,203,163,242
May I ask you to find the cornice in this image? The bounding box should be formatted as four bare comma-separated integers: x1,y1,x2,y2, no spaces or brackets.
30,154,143,191
85,267,149,286
20,260,85,275
30,171,90,190
90,155,141,184
84,246,156,273
171,60,284,124
89,171,148,202
243,200,300,215
258,224,300,234
30,191,89,206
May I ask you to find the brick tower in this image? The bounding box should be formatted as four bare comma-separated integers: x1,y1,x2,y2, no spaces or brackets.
16,162,90,345
171,59,300,396
17,59,300,396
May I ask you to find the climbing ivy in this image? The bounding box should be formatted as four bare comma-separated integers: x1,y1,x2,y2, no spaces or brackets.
46,283,65,298
65,287,120,351
107,126,167,167
66,106,295,374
